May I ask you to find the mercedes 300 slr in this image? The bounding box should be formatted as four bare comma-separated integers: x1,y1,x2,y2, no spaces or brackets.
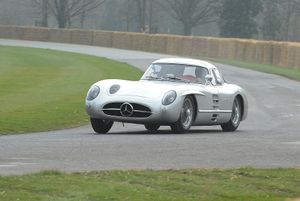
85,58,248,134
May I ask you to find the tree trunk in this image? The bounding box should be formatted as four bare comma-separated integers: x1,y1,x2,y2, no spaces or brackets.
136,0,147,32
126,0,130,31
57,12,67,28
284,1,293,40
183,23,192,36
80,10,85,28
56,0,68,28
41,0,48,27
149,0,153,33
141,0,146,32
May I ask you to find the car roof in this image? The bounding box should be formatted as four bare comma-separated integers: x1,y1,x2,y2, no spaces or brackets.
152,58,216,70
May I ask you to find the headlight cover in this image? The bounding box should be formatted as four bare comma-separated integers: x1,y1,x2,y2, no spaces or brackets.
86,85,100,101
162,90,177,105
109,84,120,94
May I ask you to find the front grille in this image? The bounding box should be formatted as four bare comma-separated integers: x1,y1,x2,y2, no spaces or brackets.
131,103,151,112
103,102,123,109
102,102,152,118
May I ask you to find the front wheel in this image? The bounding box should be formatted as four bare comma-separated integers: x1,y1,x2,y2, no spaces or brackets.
221,98,241,132
144,124,160,133
90,118,114,134
171,96,195,134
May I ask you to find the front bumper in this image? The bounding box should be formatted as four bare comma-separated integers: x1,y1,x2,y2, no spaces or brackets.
86,95,182,125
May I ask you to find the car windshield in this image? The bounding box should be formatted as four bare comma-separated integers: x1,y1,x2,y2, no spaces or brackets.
141,63,209,84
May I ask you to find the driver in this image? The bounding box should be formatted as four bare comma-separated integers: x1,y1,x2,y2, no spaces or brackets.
195,67,207,83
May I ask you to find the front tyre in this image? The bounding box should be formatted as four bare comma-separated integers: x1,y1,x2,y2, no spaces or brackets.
90,118,114,134
144,124,160,133
171,96,195,134
221,97,241,132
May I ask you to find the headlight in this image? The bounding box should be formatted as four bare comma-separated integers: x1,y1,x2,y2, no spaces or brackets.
162,90,177,105
109,84,120,94
86,85,100,101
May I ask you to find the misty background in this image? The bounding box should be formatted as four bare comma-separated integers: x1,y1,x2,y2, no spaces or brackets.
0,0,299,41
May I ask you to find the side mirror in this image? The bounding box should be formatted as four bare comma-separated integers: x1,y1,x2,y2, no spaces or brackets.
205,75,213,85
216,77,223,85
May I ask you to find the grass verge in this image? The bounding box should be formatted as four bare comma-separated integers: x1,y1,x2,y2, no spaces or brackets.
209,58,300,82
0,45,143,134
0,168,299,201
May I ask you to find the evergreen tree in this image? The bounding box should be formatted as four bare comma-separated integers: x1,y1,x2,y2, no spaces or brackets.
219,0,263,38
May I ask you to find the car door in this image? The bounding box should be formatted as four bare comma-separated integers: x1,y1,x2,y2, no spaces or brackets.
194,69,219,125
211,68,232,123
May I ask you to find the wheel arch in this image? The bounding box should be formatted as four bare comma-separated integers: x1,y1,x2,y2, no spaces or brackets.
181,91,204,121
236,94,245,121
171,94,197,133
182,94,198,121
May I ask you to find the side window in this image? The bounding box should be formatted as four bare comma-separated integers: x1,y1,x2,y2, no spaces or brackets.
194,67,208,82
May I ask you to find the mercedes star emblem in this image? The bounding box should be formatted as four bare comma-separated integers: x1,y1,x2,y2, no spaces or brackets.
120,103,134,117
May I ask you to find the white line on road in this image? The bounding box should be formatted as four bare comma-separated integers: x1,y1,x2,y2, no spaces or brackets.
0,165,16,168
283,141,300,145
0,162,35,168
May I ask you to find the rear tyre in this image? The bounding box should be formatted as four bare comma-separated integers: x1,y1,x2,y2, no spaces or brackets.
90,118,114,134
144,124,160,133
221,97,241,132
171,96,195,134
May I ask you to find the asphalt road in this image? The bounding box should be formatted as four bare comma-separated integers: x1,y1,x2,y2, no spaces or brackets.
0,39,299,175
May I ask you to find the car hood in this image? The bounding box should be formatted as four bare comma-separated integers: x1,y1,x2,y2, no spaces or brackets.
98,79,186,99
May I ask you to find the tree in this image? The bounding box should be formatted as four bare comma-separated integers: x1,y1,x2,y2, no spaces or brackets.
32,0,49,27
119,0,158,33
131,0,157,33
219,0,263,38
261,0,281,40
280,0,300,40
135,0,147,32
49,0,105,28
165,0,221,36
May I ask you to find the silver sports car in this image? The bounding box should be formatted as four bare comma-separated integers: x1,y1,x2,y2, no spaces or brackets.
86,58,248,134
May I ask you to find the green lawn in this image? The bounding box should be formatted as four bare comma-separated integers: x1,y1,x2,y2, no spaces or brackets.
0,45,142,134
0,168,299,201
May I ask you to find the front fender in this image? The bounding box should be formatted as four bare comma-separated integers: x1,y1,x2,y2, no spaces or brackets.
181,91,205,97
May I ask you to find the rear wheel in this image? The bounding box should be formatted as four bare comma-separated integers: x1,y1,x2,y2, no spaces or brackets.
221,97,241,132
90,118,114,134
144,124,160,133
171,96,195,134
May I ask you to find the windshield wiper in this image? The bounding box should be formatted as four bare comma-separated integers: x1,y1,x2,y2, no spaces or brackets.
165,75,190,83
141,75,163,80
167,76,183,81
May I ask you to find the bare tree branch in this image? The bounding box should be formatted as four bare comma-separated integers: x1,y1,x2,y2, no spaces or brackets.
47,0,106,28
165,0,221,35
31,0,49,27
